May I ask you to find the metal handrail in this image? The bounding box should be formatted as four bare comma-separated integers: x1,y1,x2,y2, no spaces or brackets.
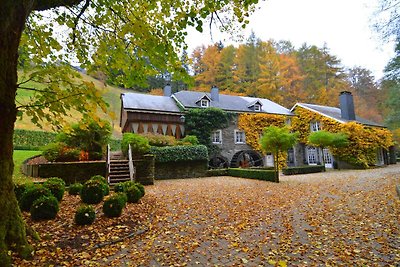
128,144,135,182
106,144,111,184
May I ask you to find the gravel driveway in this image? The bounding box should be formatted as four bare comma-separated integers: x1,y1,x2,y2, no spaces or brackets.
113,164,400,266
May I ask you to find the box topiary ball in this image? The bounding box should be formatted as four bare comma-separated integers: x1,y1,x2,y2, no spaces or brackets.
19,184,52,212
43,177,66,201
125,185,142,203
90,175,109,195
102,193,127,218
134,183,145,198
80,180,105,204
75,204,96,225
68,183,83,195
14,182,34,202
30,195,59,221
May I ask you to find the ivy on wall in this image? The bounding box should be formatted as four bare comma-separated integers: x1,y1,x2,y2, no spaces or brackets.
238,113,288,167
185,108,230,149
291,106,394,167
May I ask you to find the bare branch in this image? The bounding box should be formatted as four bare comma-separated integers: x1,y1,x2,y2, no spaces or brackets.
17,86,53,93
34,0,84,11
72,0,91,44
16,92,84,109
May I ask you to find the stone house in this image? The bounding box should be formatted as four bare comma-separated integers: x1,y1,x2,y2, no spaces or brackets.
121,86,395,169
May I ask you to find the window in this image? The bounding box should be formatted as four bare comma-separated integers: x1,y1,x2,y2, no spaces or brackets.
254,104,261,111
310,121,321,132
234,130,245,144
212,130,222,144
200,99,209,108
306,146,318,165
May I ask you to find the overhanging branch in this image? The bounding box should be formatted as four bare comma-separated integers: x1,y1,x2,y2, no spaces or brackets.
33,0,84,11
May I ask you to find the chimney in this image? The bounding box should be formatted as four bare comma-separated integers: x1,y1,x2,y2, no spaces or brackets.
211,86,219,102
163,83,172,97
339,91,356,120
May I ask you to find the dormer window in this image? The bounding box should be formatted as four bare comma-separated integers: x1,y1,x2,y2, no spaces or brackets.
200,99,209,108
254,104,261,111
248,100,262,112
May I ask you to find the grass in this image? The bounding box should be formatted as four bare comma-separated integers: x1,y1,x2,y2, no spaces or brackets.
13,150,42,184
15,71,130,138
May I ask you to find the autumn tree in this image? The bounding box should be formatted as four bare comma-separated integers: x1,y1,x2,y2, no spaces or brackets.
259,126,298,183
0,0,259,264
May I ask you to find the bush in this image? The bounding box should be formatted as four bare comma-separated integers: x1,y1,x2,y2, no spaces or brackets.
178,135,199,146
14,182,34,202
134,182,145,197
125,185,142,203
19,185,52,212
75,205,96,225
56,118,111,161
30,195,59,221
207,169,228,176
282,165,325,175
90,175,109,195
42,142,80,162
141,133,176,147
113,182,126,193
80,179,105,204
102,193,128,218
68,183,83,195
43,177,66,201
121,133,150,157
227,168,276,182
113,181,145,197
150,145,208,163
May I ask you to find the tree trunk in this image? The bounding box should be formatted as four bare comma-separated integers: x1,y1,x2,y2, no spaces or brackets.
274,150,280,183
0,1,33,265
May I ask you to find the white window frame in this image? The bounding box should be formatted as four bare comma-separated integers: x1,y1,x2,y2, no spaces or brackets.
310,121,321,132
234,130,246,144
306,146,318,165
200,99,209,108
254,104,261,111
212,130,222,144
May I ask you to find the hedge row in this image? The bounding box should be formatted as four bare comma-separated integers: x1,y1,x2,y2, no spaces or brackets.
150,145,208,163
207,169,228,176
14,129,56,150
282,165,325,175
227,168,276,182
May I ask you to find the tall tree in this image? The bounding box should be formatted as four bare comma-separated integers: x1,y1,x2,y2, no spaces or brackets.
0,0,259,264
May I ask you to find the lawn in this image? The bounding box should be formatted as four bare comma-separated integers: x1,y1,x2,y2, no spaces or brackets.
13,150,41,184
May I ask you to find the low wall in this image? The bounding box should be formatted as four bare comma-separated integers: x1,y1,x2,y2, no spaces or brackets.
34,161,106,184
133,155,155,185
155,160,208,180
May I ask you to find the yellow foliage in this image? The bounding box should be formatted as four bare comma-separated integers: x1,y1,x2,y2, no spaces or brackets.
291,106,394,167
238,113,287,168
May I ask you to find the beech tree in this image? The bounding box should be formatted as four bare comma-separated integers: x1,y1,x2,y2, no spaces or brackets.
0,0,259,264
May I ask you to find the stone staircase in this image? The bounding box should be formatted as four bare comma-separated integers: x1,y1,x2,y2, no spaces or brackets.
107,151,133,185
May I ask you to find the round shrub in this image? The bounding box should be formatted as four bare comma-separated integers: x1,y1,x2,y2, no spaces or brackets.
42,142,80,162
90,175,109,195
30,195,59,221
43,177,66,201
80,180,105,204
19,185,52,212
134,183,145,198
180,135,199,145
126,185,142,203
68,183,83,195
75,205,96,225
14,182,34,202
114,182,126,193
102,193,127,218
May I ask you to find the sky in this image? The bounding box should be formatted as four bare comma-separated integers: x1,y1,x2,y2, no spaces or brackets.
186,0,395,80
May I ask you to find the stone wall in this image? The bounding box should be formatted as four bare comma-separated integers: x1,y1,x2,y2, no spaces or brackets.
155,160,208,180
133,155,155,185
212,115,253,165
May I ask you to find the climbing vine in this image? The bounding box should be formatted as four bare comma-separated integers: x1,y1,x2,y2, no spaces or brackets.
185,108,230,150
292,107,394,167
238,113,288,167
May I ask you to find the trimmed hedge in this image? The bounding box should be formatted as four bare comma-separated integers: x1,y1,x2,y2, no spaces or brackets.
282,165,325,175
227,168,276,182
207,169,228,176
13,129,56,150
150,145,208,163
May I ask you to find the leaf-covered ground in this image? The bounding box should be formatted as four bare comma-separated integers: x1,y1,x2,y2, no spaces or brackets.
13,165,400,266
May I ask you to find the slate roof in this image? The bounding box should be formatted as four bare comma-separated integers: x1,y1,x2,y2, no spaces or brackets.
292,103,384,127
172,91,292,116
121,93,181,113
